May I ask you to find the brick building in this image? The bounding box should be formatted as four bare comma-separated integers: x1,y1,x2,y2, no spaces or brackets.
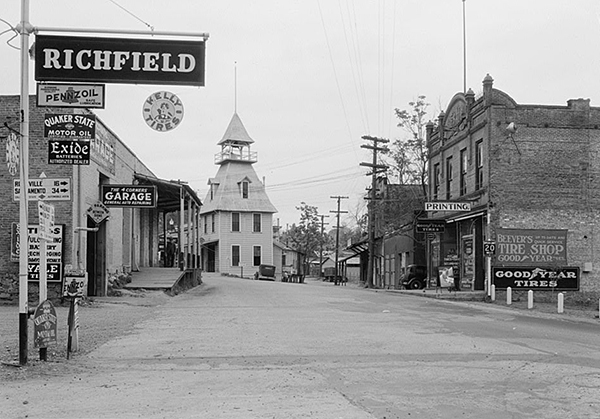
0,95,202,302
426,75,600,293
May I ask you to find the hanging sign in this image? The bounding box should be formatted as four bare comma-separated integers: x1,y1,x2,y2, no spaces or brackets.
86,201,110,224
38,200,55,242
37,83,105,108
416,220,445,233
102,184,157,207
143,91,184,132
6,131,19,176
425,202,472,212
35,35,206,87
44,114,96,139
48,139,91,165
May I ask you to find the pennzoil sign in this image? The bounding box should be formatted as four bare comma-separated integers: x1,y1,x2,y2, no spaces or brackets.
102,185,157,208
35,35,205,87
37,83,105,108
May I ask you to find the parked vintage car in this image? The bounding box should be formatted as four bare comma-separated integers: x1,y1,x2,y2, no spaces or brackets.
254,264,276,281
323,267,336,282
401,265,428,290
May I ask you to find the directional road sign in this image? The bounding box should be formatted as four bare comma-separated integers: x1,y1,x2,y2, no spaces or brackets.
14,177,71,201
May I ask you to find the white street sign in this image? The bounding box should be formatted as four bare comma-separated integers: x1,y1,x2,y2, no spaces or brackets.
38,201,55,241
14,177,71,201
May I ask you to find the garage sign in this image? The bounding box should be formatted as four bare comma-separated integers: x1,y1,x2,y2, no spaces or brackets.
102,184,157,207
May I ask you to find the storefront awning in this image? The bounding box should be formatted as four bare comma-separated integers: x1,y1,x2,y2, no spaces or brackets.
341,239,369,261
445,210,487,223
134,173,202,212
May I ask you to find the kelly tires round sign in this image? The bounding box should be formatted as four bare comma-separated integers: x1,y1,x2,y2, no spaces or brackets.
143,91,184,132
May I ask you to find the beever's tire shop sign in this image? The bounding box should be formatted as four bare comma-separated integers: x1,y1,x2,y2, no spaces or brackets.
34,35,205,86
493,229,579,291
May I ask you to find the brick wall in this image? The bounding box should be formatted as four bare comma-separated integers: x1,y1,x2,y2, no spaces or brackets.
489,99,600,292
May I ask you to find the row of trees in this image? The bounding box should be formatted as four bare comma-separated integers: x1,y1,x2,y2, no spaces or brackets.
282,96,431,276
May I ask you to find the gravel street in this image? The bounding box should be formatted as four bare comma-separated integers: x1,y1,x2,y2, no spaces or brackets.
1,274,600,418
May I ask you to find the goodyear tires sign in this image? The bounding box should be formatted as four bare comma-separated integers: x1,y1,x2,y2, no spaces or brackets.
492,266,580,291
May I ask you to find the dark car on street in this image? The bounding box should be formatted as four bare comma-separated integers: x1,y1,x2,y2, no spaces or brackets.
401,265,428,290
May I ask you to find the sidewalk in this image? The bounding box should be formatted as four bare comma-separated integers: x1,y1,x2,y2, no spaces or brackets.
306,276,600,323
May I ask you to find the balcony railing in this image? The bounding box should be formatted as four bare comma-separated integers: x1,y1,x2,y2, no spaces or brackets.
214,150,258,164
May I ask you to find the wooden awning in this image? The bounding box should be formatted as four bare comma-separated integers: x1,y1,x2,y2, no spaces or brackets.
134,173,202,212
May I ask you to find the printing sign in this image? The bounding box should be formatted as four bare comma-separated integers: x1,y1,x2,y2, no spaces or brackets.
102,184,157,208
425,202,472,212
37,83,105,108
35,35,206,87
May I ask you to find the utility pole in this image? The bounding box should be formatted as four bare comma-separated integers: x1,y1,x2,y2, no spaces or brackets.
330,196,348,285
17,0,32,366
360,135,389,288
318,214,329,279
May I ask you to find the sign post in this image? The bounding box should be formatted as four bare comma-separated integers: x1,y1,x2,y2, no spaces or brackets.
484,241,496,297
64,270,87,358
18,0,32,366
37,200,54,361
15,1,209,365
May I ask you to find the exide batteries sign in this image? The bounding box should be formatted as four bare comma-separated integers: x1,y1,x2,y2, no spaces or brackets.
35,35,206,87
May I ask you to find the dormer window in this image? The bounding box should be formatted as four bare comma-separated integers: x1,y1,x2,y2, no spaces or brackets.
242,181,249,199
208,180,219,201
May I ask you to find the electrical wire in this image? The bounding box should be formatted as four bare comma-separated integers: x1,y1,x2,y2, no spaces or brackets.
108,0,154,31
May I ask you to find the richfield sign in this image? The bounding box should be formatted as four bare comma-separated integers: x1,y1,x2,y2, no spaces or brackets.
35,35,206,86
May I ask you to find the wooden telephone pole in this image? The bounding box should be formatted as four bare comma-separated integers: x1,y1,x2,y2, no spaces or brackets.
318,214,329,278
330,196,348,284
360,135,389,288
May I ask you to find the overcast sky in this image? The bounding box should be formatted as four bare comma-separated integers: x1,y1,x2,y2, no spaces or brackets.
2,0,600,229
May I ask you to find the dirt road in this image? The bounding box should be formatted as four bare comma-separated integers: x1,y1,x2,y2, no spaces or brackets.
2,274,600,418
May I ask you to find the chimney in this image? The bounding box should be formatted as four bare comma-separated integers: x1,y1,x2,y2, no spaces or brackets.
483,74,494,106
567,98,590,111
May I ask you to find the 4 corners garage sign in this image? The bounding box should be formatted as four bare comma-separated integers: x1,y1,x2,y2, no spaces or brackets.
102,184,157,208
